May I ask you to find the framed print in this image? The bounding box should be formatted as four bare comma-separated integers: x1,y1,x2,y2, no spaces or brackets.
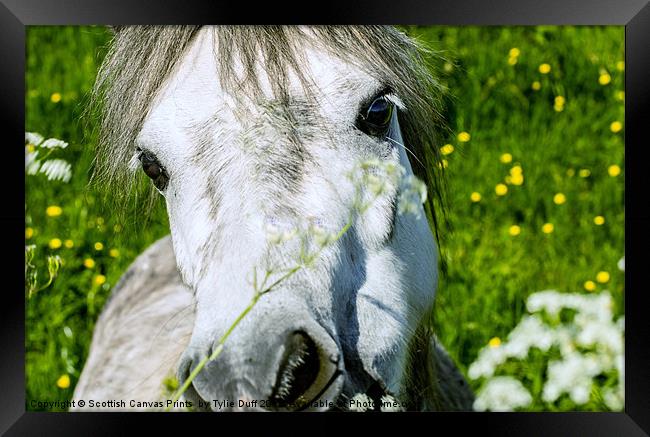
3,0,649,434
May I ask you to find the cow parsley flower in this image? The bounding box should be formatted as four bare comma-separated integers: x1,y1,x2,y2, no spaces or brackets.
604,386,624,411
505,315,554,357
543,352,602,404
470,288,624,411
348,159,426,218
468,344,508,379
473,376,532,411
397,175,427,218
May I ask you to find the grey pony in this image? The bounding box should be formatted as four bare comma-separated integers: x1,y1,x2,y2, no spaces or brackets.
72,26,474,411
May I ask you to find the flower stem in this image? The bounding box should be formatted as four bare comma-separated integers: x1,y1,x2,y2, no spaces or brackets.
165,292,261,411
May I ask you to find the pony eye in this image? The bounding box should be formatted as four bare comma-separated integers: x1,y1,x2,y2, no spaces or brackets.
357,95,394,137
138,150,169,191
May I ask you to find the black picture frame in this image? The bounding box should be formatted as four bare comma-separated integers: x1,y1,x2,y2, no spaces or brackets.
3,0,649,434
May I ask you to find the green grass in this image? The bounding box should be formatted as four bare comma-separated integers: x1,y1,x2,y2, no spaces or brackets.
25,26,170,410
25,26,624,411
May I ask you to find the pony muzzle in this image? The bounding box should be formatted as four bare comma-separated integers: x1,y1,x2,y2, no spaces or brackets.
177,325,344,411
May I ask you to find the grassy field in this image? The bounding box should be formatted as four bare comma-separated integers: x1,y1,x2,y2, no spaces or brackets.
25,26,624,411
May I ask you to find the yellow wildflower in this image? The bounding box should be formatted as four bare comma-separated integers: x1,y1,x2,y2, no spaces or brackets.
510,173,524,186
64,239,74,248
509,225,521,236
615,91,625,101
539,63,551,74
470,192,482,203
596,271,610,283
616,61,625,71
541,223,554,234
554,96,565,106
495,184,508,196
500,153,512,164
50,92,62,103
56,374,70,389
531,81,541,91
109,249,120,258
584,280,596,292
458,132,471,142
49,238,62,249
510,165,523,175
599,72,611,85
46,205,62,217
594,216,605,225
94,275,106,286
579,169,591,178
94,242,104,251
608,165,621,177
25,227,34,239
83,258,95,269
610,121,622,133
508,56,518,66
488,337,502,348
553,193,566,205
509,48,520,58
441,144,455,155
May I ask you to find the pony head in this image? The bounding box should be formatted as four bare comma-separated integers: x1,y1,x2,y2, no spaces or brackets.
93,26,448,410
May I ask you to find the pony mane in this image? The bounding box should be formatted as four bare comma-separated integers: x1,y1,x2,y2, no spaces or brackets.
89,25,449,241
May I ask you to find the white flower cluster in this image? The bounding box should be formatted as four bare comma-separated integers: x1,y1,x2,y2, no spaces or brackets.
347,158,427,217
397,175,428,218
264,217,338,252
470,287,624,411
347,158,403,212
25,131,72,182
473,376,533,412
469,314,554,381
264,222,299,246
264,159,428,251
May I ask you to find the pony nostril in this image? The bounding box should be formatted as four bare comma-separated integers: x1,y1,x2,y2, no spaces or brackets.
177,354,208,409
177,356,192,389
270,331,321,409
